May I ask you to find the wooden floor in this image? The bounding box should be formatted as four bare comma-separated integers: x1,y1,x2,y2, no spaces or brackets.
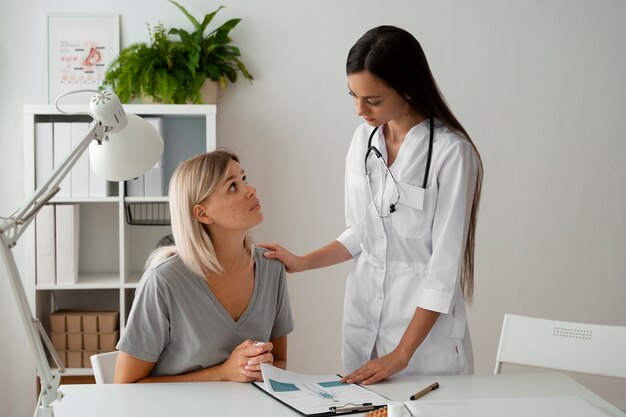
59,375,96,384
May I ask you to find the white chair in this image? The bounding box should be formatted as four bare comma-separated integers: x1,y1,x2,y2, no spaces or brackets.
494,314,626,378
90,351,119,384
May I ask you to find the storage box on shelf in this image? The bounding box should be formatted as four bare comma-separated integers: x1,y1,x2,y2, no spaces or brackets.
23,104,216,376
49,311,119,368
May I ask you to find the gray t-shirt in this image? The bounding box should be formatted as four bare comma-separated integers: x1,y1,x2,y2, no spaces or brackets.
117,247,294,377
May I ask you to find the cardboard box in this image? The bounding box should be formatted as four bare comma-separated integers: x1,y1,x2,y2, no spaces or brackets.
49,311,120,363
98,312,119,332
66,315,82,332
66,351,82,368
83,315,98,333
50,315,66,332
99,332,119,351
84,333,98,351
67,333,82,350
50,310,119,332
83,351,97,368
54,349,106,369
50,332,66,351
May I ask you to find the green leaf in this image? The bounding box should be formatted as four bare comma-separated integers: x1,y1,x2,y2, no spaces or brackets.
199,6,225,33
168,0,199,30
214,18,241,34
169,28,191,38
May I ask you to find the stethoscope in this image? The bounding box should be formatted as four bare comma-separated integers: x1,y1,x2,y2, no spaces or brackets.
364,118,434,217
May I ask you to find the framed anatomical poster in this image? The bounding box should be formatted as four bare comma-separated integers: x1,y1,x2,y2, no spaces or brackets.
47,14,120,104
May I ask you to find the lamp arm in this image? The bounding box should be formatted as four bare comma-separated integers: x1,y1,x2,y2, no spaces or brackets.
0,121,105,417
1,122,103,244
0,244,63,416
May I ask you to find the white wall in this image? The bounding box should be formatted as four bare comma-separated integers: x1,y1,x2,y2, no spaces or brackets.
2,1,625,415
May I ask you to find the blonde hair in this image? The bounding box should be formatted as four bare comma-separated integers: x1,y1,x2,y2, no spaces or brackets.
145,150,253,276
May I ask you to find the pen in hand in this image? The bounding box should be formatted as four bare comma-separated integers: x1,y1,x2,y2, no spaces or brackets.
409,382,439,400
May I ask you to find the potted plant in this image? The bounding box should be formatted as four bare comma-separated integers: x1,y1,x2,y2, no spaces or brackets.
102,1,253,104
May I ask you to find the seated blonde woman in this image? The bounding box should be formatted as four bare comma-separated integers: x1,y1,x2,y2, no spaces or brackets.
115,150,294,383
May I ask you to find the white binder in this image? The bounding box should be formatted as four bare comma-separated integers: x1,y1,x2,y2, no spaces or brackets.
35,122,54,190
143,117,164,197
35,205,56,285
53,123,72,197
125,175,145,197
71,123,90,197
55,204,80,284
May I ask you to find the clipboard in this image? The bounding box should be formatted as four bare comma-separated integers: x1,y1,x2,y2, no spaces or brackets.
254,364,389,416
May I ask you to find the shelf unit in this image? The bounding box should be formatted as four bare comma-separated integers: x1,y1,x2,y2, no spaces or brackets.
22,104,216,376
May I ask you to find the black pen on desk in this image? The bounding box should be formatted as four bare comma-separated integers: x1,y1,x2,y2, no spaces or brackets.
409,382,439,400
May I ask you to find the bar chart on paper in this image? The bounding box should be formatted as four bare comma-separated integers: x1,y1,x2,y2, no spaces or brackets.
255,364,389,416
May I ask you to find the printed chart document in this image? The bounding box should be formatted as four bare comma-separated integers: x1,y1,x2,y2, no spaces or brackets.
254,364,388,416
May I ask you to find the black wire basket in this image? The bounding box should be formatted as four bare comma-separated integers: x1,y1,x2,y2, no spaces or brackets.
125,202,171,226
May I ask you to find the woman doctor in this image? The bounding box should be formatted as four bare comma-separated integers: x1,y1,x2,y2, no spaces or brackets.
262,26,483,384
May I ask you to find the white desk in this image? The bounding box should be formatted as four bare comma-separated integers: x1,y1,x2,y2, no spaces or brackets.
53,372,625,417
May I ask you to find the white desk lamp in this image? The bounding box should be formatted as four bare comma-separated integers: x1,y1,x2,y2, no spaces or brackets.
0,90,163,417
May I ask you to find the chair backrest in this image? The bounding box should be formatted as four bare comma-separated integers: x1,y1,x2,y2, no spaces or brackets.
90,351,119,384
494,314,626,378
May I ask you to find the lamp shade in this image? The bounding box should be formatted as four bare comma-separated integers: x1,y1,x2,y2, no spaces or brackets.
89,114,164,181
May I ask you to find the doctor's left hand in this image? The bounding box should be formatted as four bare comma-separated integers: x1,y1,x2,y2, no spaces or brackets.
257,243,305,273
340,350,410,385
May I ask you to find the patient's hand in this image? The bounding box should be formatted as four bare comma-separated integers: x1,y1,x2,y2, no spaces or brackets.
219,339,274,382
245,341,275,373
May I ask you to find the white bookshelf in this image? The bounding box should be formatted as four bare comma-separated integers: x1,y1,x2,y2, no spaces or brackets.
23,104,216,376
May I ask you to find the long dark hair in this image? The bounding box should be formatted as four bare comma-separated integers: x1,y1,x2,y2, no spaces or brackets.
347,25,483,303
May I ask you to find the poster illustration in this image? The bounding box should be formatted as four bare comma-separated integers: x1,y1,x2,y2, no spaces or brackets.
47,14,119,104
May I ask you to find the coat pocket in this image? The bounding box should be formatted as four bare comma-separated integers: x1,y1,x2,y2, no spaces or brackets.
392,181,433,238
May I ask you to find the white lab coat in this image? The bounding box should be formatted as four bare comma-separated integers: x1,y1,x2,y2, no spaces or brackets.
337,119,479,376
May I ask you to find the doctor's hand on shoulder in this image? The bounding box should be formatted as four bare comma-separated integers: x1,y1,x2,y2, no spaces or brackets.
258,243,306,273
259,241,353,274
